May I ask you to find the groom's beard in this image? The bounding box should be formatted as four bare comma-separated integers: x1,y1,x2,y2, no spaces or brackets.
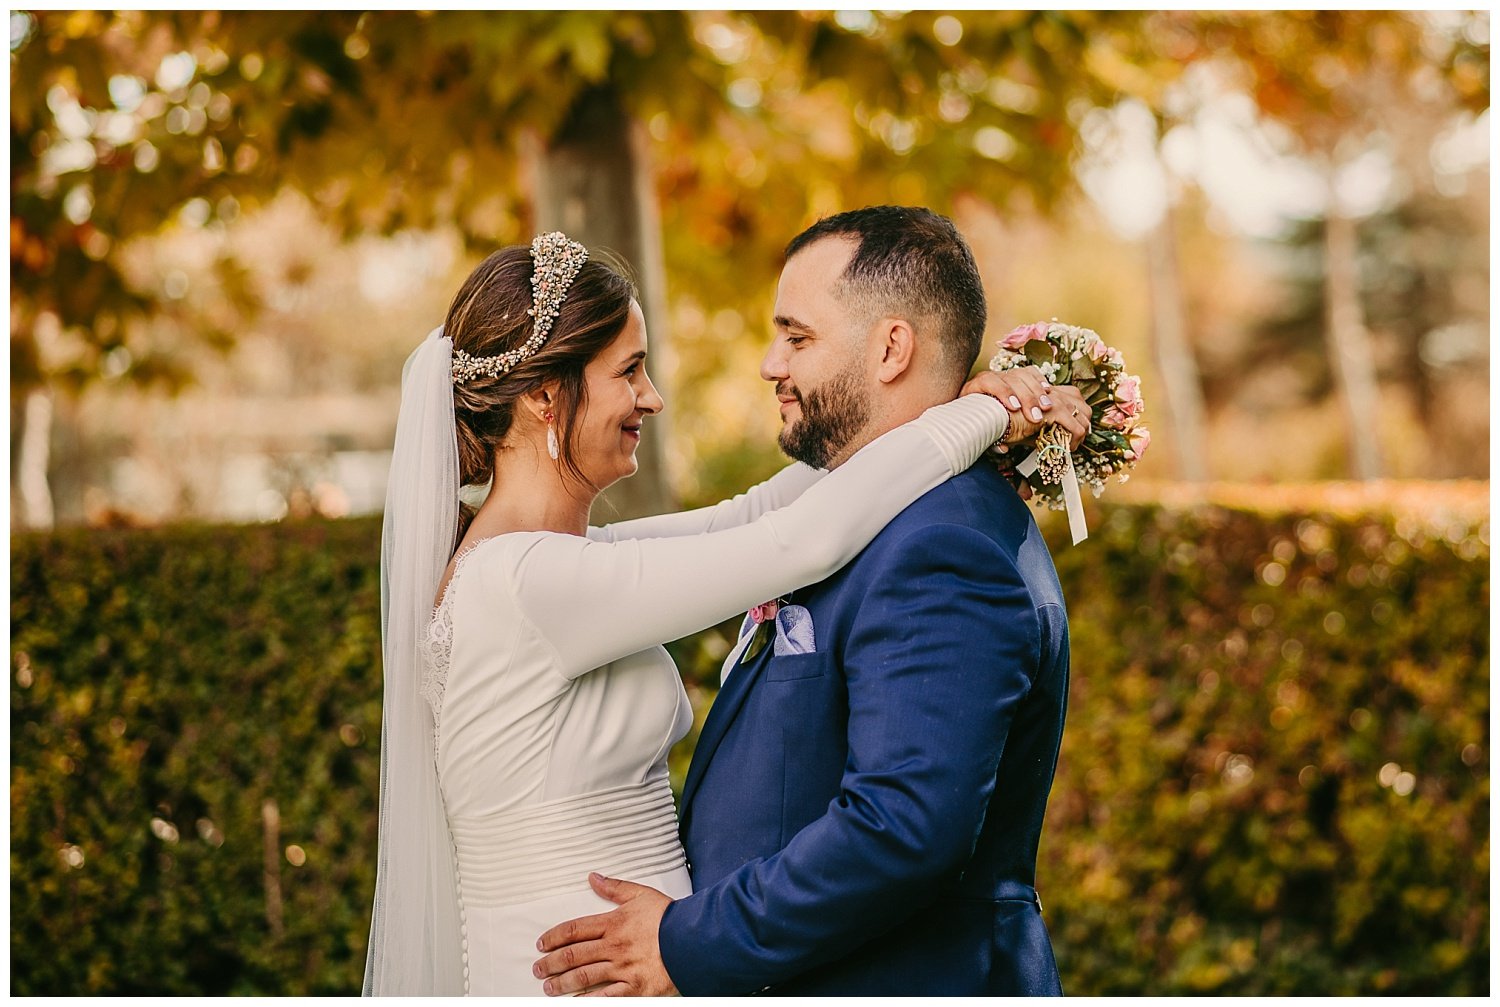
777,360,872,470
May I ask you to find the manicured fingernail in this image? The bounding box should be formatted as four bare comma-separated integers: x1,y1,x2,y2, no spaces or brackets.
533,963,544,978
1030,407,1043,421
543,981,554,996
1008,396,1021,410
537,938,544,951
1040,395,1052,408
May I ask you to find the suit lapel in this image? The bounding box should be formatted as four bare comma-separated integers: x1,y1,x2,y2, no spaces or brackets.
680,635,774,817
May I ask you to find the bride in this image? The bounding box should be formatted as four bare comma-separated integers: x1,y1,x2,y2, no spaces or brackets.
363,232,1066,995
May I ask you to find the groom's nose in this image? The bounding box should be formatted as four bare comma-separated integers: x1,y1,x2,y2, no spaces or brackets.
761,339,789,384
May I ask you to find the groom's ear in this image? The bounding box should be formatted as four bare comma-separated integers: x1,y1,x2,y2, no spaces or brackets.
874,318,917,385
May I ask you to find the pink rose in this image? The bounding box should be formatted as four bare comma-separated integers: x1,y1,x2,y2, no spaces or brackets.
1127,426,1151,461
1102,405,1132,429
1104,346,1125,368
1087,337,1108,362
1112,375,1144,417
1000,321,1049,350
750,600,780,625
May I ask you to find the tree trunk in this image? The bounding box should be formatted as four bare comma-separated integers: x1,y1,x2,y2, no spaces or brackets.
17,387,55,530
1143,208,1209,482
1323,170,1383,480
531,86,676,520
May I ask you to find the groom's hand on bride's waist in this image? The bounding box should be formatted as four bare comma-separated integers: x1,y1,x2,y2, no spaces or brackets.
533,872,678,997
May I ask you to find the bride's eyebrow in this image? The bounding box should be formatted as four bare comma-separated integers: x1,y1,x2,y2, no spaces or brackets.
774,314,814,334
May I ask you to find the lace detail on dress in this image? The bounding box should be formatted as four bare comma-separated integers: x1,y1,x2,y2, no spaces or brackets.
419,594,454,750
420,537,495,752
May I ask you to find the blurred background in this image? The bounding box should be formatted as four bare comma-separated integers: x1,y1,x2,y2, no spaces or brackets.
9,10,1489,995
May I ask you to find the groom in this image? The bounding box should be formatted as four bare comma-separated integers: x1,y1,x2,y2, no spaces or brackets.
535,206,1079,995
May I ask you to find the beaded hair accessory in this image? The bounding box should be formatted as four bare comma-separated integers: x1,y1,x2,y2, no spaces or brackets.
451,232,589,384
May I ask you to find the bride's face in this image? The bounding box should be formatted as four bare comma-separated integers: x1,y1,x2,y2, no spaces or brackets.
574,301,663,491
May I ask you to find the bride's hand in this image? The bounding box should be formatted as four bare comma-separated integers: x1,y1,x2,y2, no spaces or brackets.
961,367,1091,450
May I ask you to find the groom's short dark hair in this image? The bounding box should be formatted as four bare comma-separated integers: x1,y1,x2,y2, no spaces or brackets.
785,206,987,384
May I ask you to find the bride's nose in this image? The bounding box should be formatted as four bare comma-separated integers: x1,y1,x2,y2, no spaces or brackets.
637,373,664,414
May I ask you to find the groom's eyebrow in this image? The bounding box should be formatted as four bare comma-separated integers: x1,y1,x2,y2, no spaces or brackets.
774,314,815,334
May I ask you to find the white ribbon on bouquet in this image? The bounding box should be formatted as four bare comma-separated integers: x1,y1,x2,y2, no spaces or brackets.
1017,446,1089,545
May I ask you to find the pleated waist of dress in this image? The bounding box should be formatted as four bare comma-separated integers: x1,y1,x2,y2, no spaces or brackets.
447,776,685,908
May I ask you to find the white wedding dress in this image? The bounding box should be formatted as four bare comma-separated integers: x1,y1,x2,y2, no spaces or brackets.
418,395,1007,995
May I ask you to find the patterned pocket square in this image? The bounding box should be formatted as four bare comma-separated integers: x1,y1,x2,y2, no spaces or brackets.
773,604,816,656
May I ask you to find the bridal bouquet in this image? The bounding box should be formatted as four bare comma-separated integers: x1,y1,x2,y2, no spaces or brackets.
989,320,1150,543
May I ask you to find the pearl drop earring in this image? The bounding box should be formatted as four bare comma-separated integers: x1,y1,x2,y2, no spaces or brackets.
544,411,559,461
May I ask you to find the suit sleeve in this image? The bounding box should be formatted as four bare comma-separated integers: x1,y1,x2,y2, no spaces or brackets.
656,522,1042,994
586,463,824,542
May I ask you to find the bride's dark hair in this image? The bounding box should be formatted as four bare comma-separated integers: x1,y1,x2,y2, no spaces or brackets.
444,244,637,549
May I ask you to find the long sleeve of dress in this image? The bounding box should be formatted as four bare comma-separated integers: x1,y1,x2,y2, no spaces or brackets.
490,395,1010,679
586,463,824,543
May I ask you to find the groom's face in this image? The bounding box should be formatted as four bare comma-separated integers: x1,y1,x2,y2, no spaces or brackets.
764,238,874,470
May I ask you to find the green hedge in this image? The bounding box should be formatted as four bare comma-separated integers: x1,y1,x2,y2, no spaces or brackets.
11,519,383,995
10,495,1489,994
1041,499,1488,995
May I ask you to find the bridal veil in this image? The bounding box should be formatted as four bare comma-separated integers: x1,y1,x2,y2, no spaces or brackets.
363,326,465,995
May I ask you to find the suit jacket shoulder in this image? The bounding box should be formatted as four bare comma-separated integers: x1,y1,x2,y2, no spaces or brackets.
823,462,1064,614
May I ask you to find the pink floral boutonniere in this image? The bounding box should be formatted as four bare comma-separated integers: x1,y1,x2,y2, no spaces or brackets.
749,599,781,626
742,595,788,664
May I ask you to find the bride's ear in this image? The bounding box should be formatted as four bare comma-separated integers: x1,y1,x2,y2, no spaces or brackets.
519,383,560,424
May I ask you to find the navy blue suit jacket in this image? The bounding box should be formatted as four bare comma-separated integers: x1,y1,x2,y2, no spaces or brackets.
658,462,1070,995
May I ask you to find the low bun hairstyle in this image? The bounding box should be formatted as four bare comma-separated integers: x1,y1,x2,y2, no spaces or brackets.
445,244,638,549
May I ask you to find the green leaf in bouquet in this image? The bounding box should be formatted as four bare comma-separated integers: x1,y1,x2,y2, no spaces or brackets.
1024,340,1056,366
1093,427,1132,450
1073,355,1096,380
1075,378,1104,401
